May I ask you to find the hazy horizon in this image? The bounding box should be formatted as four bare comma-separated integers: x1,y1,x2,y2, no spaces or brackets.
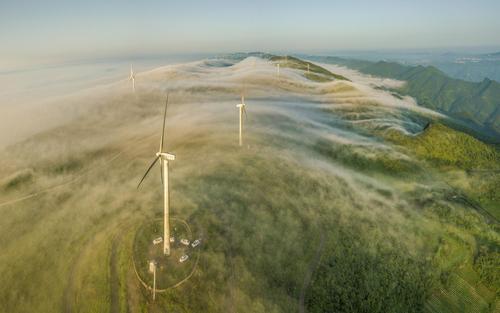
2,0,500,70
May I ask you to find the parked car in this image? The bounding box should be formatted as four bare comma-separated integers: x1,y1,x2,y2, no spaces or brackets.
169,236,175,243
180,239,190,246
191,239,201,248
179,255,189,263
152,237,163,245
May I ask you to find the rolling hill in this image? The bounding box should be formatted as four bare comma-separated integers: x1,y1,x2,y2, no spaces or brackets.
0,55,498,313
307,56,500,142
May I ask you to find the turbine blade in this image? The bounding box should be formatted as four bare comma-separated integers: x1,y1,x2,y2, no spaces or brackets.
160,94,169,152
137,157,160,189
243,105,248,120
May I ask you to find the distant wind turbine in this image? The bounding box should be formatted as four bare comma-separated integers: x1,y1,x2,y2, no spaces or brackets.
137,95,175,255
236,94,248,147
129,65,136,92
277,63,280,78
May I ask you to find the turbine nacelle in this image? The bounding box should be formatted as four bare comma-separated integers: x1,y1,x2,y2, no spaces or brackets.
236,94,246,110
156,152,176,161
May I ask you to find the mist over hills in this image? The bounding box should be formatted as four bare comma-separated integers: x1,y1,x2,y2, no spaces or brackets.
306,55,500,141
0,54,498,313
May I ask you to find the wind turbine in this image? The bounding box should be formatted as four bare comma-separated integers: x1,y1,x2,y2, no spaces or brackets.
129,65,136,92
276,63,280,78
138,95,175,256
236,94,248,147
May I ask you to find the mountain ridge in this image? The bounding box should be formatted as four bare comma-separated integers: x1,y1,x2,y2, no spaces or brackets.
305,56,500,141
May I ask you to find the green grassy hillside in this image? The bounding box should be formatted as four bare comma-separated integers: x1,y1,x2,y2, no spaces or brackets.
309,56,500,141
0,55,498,313
270,55,350,82
386,123,500,220
386,123,499,169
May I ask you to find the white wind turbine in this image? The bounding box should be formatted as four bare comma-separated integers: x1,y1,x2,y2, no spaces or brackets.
129,65,136,92
137,95,175,256
236,94,248,147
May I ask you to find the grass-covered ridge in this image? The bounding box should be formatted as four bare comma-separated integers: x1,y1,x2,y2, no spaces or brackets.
387,122,500,220
270,55,350,82
386,123,500,170
308,55,500,141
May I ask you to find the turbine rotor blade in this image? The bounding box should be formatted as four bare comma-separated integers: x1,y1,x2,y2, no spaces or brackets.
160,94,169,152
137,157,160,189
243,105,248,120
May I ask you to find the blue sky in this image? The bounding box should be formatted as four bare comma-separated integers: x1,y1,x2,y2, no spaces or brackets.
2,0,500,67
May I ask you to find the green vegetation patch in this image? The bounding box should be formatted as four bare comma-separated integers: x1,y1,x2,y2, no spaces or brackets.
314,139,419,175
474,248,500,295
270,55,350,82
387,123,500,219
2,168,34,190
304,72,332,83
306,230,434,313
386,123,500,170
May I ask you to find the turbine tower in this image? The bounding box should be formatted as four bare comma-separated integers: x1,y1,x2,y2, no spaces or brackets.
236,95,247,147
138,95,175,255
129,65,136,92
277,63,280,78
